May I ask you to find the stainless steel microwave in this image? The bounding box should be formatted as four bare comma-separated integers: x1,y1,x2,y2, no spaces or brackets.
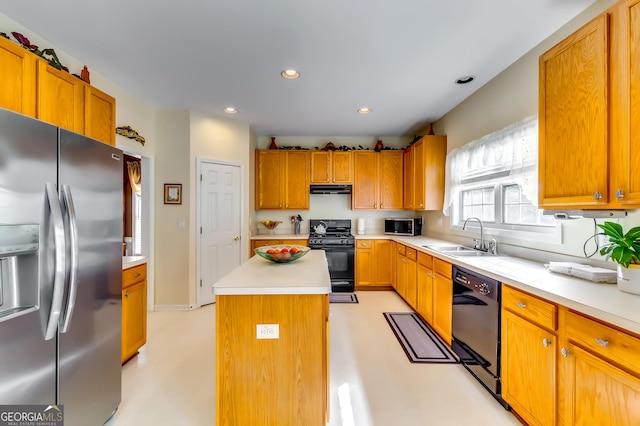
384,217,423,236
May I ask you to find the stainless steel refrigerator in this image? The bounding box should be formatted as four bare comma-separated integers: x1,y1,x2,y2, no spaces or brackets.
0,108,122,425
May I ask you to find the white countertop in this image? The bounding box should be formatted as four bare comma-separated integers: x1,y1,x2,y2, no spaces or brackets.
213,250,331,296
390,235,640,335
123,256,147,270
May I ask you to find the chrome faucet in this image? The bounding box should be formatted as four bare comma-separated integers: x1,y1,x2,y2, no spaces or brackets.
462,217,486,251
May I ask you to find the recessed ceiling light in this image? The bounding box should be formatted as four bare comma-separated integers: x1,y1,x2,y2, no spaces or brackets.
223,107,237,114
357,107,372,114
455,76,475,85
281,69,300,79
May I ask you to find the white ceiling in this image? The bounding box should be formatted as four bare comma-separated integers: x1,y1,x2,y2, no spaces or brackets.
1,0,595,136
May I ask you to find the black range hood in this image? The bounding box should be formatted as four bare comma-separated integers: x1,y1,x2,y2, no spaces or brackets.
310,184,352,194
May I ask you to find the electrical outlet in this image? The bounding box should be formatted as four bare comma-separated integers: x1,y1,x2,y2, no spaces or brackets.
436,217,443,227
256,324,279,339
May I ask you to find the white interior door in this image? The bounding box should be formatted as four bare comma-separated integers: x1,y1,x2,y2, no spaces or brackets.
198,161,241,306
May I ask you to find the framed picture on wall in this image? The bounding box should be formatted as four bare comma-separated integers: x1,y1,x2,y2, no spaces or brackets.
164,183,182,204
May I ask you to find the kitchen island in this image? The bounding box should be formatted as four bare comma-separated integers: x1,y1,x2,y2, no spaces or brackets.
214,250,331,426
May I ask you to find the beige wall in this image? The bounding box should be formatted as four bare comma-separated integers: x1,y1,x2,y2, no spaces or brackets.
420,0,640,263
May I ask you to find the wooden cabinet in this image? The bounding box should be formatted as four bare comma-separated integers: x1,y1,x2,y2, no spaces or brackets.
310,150,353,184
122,263,147,363
560,309,640,426
84,85,116,146
395,244,407,300
432,258,452,345
416,252,434,324
355,239,393,287
403,136,447,211
405,248,417,309
255,150,310,210
251,239,308,256
0,36,36,116
36,60,85,135
353,151,403,209
501,285,558,426
539,2,640,209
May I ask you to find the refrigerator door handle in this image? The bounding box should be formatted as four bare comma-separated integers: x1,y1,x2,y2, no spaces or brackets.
44,182,66,341
60,184,78,333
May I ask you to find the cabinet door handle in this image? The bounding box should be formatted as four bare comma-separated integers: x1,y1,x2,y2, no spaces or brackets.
125,291,129,298
561,347,571,358
616,189,625,199
595,338,609,347
134,273,141,277
517,302,526,309
593,191,603,200
542,338,551,347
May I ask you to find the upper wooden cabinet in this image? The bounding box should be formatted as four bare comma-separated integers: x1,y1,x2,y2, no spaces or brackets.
0,37,117,146
0,36,36,116
403,136,447,211
255,150,310,210
85,86,116,146
310,150,353,184
37,61,85,135
539,2,640,208
353,151,403,209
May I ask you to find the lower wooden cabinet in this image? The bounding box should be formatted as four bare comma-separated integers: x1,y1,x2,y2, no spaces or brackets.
122,263,147,363
432,258,452,345
405,248,417,309
416,252,434,324
501,286,557,426
395,244,407,300
356,239,393,288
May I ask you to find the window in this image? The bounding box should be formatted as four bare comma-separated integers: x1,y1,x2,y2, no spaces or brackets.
444,116,560,242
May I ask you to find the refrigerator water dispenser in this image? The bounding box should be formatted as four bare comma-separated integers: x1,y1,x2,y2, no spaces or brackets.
0,224,39,321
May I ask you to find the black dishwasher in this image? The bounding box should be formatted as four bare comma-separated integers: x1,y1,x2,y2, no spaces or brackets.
451,265,509,409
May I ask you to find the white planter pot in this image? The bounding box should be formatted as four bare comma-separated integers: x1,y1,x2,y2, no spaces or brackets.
617,264,640,295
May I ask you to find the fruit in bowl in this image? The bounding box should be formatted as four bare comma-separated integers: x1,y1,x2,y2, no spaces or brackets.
254,245,310,263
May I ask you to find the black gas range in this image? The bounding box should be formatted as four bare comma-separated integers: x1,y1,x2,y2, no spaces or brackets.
308,219,355,293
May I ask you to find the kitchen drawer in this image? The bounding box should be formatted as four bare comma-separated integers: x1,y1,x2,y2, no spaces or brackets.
565,310,640,375
281,239,308,246
356,240,373,249
502,285,557,331
406,248,417,261
123,264,146,289
433,258,451,279
252,240,280,248
418,252,433,268
396,244,406,256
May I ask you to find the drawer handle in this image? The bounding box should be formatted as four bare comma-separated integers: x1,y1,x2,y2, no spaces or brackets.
542,338,551,348
595,338,609,347
561,347,571,358
125,291,129,298
517,302,526,309
134,273,142,277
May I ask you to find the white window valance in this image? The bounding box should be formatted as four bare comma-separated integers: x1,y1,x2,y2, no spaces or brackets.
443,116,538,216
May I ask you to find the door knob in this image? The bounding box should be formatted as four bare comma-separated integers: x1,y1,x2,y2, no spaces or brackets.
233,236,240,241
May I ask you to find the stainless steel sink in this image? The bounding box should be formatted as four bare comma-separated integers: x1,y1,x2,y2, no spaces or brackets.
422,244,496,257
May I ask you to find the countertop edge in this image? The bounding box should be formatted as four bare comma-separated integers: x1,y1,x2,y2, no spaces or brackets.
123,256,147,270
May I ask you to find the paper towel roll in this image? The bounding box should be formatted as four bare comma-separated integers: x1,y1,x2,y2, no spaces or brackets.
356,218,366,235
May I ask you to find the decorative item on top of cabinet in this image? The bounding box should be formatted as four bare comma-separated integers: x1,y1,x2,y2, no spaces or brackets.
353,150,403,209
122,263,147,364
269,136,278,149
80,65,90,84
116,125,145,145
539,2,640,209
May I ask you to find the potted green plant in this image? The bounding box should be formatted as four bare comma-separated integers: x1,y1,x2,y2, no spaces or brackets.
597,221,640,295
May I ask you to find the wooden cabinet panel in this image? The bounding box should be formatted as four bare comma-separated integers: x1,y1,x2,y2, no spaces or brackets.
396,247,407,300
310,150,353,184
0,36,36,116
405,255,417,309
432,260,452,345
502,285,557,331
256,150,309,210
403,136,447,211
562,342,640,426
84,85,116,146
332,151,353,183
356,239,393,287
403,147,414,209
354,151,403,209
122,263,147,363
502,309,556,426
374,240,393,286
310,151,331,183
355,244,373,286
36,61,85,134
416,252,434,324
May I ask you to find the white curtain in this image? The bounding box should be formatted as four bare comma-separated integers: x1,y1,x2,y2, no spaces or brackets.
443,116,538,216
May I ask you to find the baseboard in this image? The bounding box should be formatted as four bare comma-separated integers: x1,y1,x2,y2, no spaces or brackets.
354,285,393,291
153,304,198,311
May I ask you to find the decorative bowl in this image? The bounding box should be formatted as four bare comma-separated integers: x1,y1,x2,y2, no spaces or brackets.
260,220,282,230
254,245,310,263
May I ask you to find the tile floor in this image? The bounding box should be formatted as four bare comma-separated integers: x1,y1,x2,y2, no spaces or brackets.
106,291,521,425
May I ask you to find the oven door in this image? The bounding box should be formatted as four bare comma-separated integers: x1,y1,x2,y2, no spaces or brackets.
321,246,354,292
